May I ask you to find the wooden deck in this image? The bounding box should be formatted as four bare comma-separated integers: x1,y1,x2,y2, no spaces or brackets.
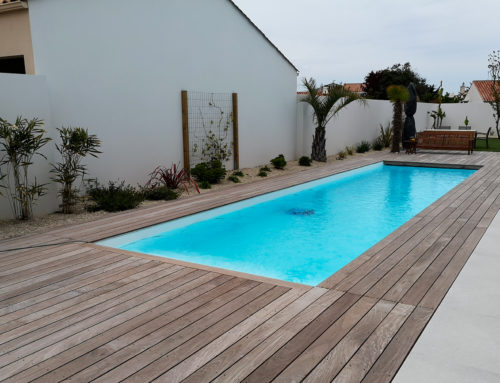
1,151,499,382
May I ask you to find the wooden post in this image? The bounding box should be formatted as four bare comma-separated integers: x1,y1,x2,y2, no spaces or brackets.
232,92,239,170
181,90,190,173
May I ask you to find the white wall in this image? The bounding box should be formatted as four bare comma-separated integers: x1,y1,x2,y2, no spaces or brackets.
297,99,435,157
27,0,298,186
0,74,58,219
440,103,496,134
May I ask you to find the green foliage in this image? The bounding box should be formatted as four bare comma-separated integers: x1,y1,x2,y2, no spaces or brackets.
199,180,211,189
142,186,179,201
386,85,410,102
260,166,271,172
336,150,347,160
227,175,241,183
0,116,51,219
363,62,437,102
298,156,312,166
373,137,384,151
191,160,227,184
258,170,268,177
379,123,393,147
270,154,287,169
146,164,199,194
356,141,371,153
192,101,233,163
233,170,244,177
464,116,469,126
301,78,364,161
87,180,144,212
51,127,101,214
488,50,500,138
345,146,354,155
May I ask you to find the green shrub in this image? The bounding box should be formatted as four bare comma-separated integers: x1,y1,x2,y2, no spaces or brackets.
271,154,286,169
356,141,371,153
233,170,244,177
258,170,268,177
299,156,312,166
87,181,144,212
143,186,178,201
191,160,226,184
199,180,211,189
337,150,347,160
228,175,241,183
260,166,271,172
345,146,354,155
372,138,384,151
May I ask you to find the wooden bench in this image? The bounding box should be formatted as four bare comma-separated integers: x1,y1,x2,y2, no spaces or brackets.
416,130,475,154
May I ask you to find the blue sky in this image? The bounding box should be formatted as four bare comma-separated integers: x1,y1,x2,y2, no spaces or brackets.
233,0,499,94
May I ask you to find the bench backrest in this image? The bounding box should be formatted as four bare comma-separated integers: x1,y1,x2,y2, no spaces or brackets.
417,130,475,147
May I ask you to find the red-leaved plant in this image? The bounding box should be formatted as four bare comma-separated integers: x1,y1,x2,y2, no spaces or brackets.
145,164,199,194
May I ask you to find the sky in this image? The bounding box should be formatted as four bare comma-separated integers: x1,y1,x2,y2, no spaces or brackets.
232,0,499,94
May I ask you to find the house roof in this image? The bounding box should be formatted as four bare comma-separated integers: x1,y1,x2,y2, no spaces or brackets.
472,80,500,102
227,0,299,73
343,83,365,93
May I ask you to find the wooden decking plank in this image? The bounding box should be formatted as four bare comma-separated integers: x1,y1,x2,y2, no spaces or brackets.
361,306,433,383
183,289,343,383
162,288,326,383
0,255,143,312
332,303,414,383
240,292,364,383
270,296,377,383
10,275,243,383
302,300,396,383
0,258,157,324
0,271,220,380
32,278,257,383
94,285,291,383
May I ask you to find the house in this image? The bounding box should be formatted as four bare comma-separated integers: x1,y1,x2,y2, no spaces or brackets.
0,0,299,219
464,80,500,103
0,0,35,74
2,0,298,180
343,83,366,97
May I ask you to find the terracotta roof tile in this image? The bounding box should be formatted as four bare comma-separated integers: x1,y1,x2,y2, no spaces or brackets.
343,83,365,92
473,80,500,102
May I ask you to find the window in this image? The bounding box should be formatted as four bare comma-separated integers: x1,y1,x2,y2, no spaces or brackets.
0,55,26,74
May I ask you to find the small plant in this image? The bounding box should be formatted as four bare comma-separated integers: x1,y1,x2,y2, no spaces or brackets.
0,117,51,220
146,163,198,193
379,123,393,147
142,185,179,201
258,170,268,177
227,174,241,183
51,127,101,214
270,154,287,169
261,165,271,172
356,141,371,153
464,116,469,126
233,170,244,177
191,160,227,184
199,180,211,189
345,146,354,155
87,180,144,212
372,138,384,151
299,156,312,166
336,150,347,160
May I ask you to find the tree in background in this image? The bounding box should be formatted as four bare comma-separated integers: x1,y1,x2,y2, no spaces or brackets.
387,85,409,153
301,78,363,162
487,50,500,138
363,63,438,102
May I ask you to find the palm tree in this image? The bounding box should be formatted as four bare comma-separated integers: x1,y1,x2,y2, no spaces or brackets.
301,78,363,162
387,85,409,153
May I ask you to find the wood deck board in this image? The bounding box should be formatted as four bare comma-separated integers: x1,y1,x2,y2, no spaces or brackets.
0,151,499,382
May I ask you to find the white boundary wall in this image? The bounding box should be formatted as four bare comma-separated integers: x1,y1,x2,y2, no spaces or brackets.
0,74,58,219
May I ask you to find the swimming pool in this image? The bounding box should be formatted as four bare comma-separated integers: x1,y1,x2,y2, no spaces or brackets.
98,163,475,285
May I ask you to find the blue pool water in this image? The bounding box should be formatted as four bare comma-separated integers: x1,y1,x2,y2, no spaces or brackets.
98,163,475,285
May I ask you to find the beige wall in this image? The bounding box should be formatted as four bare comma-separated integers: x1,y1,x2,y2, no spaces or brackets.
0,8,35,74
